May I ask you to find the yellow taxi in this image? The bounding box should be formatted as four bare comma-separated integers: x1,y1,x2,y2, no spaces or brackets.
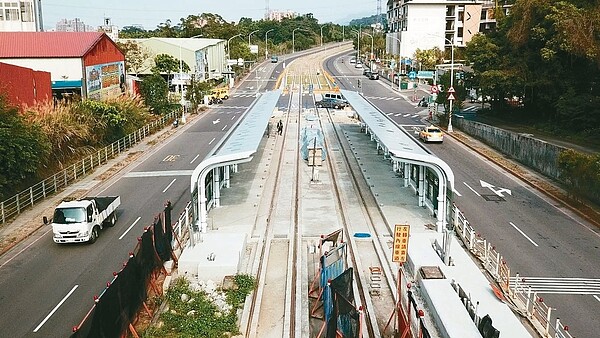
419,126,444,143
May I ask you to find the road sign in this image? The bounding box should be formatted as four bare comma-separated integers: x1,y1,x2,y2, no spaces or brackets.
447,93,456,101
392,224,410,263
431,86,439,93
417,70,434,79
408,71,417,80
448,86,456,93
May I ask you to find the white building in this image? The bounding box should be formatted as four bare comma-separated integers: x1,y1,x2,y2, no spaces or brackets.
120,38,227,82
0,0,43,32
385,0,511,60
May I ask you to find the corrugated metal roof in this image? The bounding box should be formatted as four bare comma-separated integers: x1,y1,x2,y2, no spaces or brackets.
0,32,105,58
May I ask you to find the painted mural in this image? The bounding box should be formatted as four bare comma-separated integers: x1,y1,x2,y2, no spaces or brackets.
85,61,126,100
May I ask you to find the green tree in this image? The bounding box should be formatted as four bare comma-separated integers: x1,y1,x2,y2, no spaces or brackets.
0,95,50,198
414,47,444,70
119,25,150,38
116,40,152,74
139,74,174,114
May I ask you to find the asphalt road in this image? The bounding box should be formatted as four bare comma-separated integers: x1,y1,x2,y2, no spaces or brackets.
323,52,600,338
0,54,293,337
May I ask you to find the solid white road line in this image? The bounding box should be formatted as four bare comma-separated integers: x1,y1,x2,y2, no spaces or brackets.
119,216,141,240
509,221,539,247
34,285,79,332
453,189,462,197
162,178,176,193
463,182,481,197
0,228,52,269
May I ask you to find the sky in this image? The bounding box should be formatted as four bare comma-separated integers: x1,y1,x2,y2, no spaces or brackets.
41,0,378,30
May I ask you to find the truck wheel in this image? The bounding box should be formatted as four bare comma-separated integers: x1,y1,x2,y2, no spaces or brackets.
106,213,117,227
89,226,99,244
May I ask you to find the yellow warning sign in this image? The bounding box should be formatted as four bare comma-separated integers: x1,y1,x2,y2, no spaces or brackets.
392,224,410,263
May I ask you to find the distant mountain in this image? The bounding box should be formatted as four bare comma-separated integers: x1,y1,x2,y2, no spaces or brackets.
349,14,387,27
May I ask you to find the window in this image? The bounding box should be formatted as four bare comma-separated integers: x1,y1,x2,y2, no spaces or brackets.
5,8,19,21
20,2,33,22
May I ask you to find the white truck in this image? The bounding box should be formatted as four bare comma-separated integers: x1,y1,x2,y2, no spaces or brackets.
45,196,121,244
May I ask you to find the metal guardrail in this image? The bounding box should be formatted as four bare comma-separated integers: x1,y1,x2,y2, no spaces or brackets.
0,112,177,225
451,203,574,338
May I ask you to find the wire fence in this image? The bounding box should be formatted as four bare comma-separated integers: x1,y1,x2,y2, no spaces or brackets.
0,112,177,225
451,203,575,338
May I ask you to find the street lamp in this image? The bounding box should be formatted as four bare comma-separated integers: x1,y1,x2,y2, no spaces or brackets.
178,34,203,124
428,34,455,132
351,29,361,63
361,31,373,69
388,35,402,90
248,29,259,46
265,29,274,59
227,33,242,62
320,24,327,47
292,27,303,53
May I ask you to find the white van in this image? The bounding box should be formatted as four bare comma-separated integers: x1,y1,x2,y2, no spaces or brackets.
324,93,345,101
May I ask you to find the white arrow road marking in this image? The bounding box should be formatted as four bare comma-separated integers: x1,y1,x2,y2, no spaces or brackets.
34,285,79,332
212,119,220,124
120,217,141,240
463,182,481,197
480,180,512,197
509,222,539,247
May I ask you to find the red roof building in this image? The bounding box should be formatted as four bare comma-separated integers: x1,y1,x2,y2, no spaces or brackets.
0,32,126,100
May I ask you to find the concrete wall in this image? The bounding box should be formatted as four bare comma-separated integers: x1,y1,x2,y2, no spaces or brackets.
453,118,565,180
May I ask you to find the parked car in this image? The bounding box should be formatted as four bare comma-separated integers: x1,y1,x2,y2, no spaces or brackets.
419,126,444,143
315,98,348,109
355,62,363,68
349,58,356,64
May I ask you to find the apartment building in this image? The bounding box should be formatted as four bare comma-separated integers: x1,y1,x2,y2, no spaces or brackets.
386,0,508,59
0,0,43,32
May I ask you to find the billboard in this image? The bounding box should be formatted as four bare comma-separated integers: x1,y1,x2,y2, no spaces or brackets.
85,61,125,100
249,44,259,54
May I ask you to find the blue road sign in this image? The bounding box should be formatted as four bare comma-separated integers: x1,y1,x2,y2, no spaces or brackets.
408,71,417,80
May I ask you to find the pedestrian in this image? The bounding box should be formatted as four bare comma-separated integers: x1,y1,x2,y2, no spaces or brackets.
277,120,283,135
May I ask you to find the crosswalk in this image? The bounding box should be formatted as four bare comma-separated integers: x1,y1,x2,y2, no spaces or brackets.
364,96,404,101
386,112,421,119
510,276,600,295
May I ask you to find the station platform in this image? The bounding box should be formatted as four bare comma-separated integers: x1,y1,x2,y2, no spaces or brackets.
180,99,533,337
